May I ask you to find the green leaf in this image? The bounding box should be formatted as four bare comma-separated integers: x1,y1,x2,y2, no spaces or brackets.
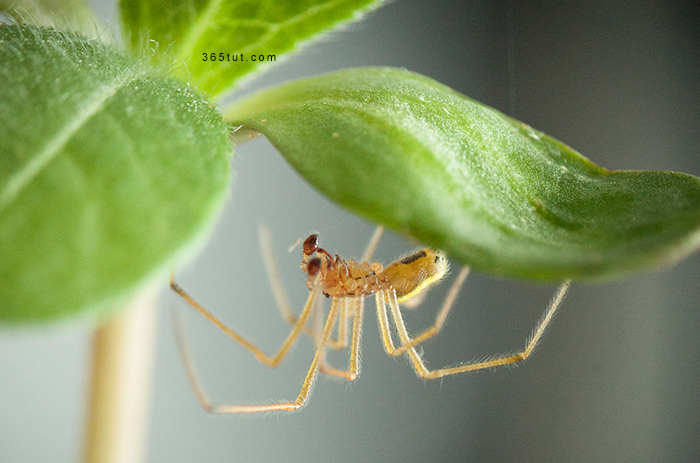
119,0,382,98
225,67,700,282
0,25,232,323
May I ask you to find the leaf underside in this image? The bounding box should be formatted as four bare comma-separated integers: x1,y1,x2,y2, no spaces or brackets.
226,67,700,282
0,25,232,322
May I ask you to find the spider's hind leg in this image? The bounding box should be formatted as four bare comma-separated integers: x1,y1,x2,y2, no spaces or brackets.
379,280,571,379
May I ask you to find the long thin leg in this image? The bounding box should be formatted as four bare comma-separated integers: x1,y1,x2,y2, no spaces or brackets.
317,296,365,380
170,275,315,368
327,298,349,350
347,297,364,380
390,266,470,355
361,225,384,263
376,291,398,355
172,293,341,413
259,224,346,351
258,224,303,327
316,298,354,378
379,281,571,379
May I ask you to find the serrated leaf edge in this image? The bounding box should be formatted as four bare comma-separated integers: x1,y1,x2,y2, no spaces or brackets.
176,0,350,63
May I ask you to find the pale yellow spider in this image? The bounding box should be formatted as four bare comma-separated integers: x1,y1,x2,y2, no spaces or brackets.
170,226,570,413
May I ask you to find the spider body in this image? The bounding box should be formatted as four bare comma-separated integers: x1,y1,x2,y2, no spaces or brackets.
301,233,448,302
170,226,569,413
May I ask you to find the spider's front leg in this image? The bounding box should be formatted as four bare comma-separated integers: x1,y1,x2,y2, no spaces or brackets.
171,290,342,413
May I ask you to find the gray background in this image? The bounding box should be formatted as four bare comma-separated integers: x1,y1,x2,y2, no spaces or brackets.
1,1,699,462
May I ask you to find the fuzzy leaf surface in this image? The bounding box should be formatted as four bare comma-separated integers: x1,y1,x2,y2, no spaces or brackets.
119,0,382,98
0,25,231,322
226,67,700,281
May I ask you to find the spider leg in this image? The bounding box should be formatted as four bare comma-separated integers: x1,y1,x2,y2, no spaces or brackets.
171,291,341,413
258,224,349,352
313,297,351,377
317,297,365,380
390,266,470,355
170,274,316,368
327,298,349,350
376,291,399,355
348,297,365,379
258,224,306,328
381,281,571,379
360,225,384,263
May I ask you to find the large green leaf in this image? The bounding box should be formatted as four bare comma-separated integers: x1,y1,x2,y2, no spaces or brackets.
0,25,232,322
119,0,382,98
225,67,700,282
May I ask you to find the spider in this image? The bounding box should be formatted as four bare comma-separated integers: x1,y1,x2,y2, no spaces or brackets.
169,226,570,413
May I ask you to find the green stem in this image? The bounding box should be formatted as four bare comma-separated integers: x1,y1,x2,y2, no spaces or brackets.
83,288,160,463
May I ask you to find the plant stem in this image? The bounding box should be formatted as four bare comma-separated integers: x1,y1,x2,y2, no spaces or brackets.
83,288,160,463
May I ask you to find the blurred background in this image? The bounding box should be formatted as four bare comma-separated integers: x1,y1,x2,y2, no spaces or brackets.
1,1,699,462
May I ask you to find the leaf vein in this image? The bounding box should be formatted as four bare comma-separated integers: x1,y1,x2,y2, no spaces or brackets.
0,69,147,213
178,0,348,62
236,0,348,54
175,0,225,64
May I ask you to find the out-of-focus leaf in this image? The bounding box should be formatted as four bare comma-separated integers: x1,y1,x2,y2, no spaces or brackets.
225,67,700,282
0,25,231,322
1,0,99,36
119,0,382,98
